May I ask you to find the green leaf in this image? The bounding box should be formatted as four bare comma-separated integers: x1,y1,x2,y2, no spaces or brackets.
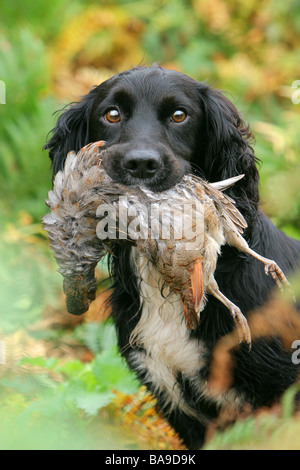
74,391,115,416
19,356,59,369
92,348,139,395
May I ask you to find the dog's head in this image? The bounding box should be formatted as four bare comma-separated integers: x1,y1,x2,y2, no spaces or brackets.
44,66,259,216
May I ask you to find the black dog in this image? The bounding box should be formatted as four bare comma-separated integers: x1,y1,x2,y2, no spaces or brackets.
45,66,300,449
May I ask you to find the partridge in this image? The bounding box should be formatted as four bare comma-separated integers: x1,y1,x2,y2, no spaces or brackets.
43,142,291,347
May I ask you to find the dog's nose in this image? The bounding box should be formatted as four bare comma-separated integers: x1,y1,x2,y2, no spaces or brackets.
123,149,161,179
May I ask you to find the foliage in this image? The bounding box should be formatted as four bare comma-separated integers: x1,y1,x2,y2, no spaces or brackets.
18,323,139,417
0,0,83,41
0,216,61,333
204,384,300,450
0,29,56,219
0,323,141,450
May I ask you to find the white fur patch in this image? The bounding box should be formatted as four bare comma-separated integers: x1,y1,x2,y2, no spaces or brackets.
129,249,244,419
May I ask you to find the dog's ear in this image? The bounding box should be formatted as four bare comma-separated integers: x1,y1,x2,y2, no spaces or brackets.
196,84,260,218
44,86,100,178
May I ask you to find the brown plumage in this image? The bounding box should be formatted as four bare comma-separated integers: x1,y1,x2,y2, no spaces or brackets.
43,142,291,347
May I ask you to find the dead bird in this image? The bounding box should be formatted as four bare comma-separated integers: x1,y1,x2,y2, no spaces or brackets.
43,141,147,315
43,141,291,346
42,141,110,315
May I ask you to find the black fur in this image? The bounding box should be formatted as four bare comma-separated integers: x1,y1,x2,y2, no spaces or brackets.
44,66,300,449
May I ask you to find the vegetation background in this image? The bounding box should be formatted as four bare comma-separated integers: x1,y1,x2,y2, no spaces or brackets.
0,0,299,450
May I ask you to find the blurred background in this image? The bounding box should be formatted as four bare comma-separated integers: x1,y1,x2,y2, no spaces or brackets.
0,0,299,450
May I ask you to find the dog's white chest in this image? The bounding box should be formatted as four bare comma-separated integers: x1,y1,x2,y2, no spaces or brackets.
131,250,205,371
129,250,207,414
129,249,244,418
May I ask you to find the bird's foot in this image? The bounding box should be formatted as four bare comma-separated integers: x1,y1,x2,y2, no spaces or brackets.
230,305,252,348
263,260,295,300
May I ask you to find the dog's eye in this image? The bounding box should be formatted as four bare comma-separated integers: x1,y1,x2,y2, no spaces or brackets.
104,108,121,123
171,109,187,123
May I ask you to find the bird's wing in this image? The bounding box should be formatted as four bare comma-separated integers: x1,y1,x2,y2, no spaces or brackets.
218,192,248,234
191,175,248,234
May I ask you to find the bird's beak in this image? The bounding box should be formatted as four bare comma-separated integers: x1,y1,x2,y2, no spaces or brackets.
63,272,97,315
80,140,106,153
191,259,203,313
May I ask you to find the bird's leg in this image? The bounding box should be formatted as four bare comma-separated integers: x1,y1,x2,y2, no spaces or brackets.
207,278,252,347
224,229,292,292
244,248,290,291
